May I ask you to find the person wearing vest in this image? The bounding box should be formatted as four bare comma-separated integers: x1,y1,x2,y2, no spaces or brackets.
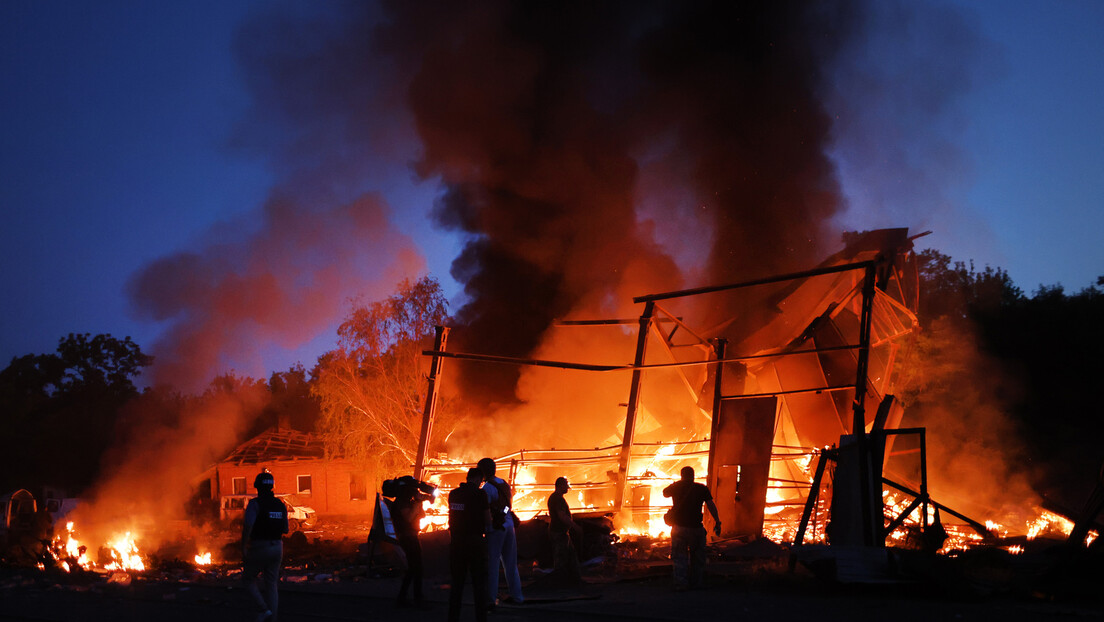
449,467,490,622
242,471,289,621
662,466,721,591
478,457,524,607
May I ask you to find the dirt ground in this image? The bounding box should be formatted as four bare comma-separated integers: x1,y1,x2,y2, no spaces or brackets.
3,522,1103,622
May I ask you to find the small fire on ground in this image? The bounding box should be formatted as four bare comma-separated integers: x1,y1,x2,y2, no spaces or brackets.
42,521,145,573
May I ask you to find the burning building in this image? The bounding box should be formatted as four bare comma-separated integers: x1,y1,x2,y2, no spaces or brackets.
408,228,937,546
28,1,1097,582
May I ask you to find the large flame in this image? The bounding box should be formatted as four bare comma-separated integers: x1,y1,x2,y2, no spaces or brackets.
44,521,147,573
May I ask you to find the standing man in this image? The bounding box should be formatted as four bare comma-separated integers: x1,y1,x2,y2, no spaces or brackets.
449,467,490,622
478,457,524,606
662,466,721,591
546,476,582,582
242,471,289,621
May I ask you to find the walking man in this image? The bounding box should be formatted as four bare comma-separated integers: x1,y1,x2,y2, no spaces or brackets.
449,467,491,622
242,471,289,621
547,476,582,582
662,466,721,590
478,457,524,606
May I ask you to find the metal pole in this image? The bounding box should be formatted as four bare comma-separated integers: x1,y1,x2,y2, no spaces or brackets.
853,262,878,546
414,325,449,481
615,301,655,512
706,338,727,487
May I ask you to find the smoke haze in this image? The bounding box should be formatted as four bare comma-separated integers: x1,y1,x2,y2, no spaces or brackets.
101,0,1044,540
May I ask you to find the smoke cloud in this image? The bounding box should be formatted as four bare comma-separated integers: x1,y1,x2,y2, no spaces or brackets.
127,3,426,391
127,193,423,391
826,1,1003,254
103,0,1035,540
372,1,860,405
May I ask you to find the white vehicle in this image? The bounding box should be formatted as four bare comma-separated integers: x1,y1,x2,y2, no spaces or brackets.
220,494,317,531
278,494,317,531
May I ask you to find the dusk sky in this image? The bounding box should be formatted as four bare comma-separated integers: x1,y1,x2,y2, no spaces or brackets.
2,1,1102,385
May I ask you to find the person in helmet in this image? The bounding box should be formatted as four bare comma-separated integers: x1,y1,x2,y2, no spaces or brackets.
242,471,289,621
448,467,490,622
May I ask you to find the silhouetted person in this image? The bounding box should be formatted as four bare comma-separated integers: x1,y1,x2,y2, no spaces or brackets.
449,467,490,622
242,471,289,621
478,457,524,606
392,476,432,607
547,476,582,583
662,466,720,590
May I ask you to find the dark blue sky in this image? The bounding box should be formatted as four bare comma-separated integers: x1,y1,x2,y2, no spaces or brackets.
2,1,1102,383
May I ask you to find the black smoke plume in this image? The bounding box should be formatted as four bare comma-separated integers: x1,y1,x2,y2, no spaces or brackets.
376,1,858,404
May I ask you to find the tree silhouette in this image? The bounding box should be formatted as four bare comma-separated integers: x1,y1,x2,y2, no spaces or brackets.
0,334,151,493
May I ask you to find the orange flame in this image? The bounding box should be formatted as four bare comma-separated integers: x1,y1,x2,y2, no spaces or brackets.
47,521,146,573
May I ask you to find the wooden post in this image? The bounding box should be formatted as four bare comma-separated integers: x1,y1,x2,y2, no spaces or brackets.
414,326,449,481
614,301,655,512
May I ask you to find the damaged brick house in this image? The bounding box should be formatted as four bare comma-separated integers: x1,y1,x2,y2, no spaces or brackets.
193,427,374,523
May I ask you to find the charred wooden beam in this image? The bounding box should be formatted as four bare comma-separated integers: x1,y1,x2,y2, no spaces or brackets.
706,338,727,488
794,448,835,546
633,260,875,303
421,344,862,373
414,325,449,481
615,301,655,513
419,350,626,372
721,383,854,401
1067,459,1104,547
882,477,993,539
883,494,925,537
554,318,680,326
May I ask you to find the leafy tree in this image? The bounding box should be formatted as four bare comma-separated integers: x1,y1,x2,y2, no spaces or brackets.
312,276,454,475
903,252,1104,514
264,364,321,432
915,249,1023,326
0,334,151,493
971,278,1104,505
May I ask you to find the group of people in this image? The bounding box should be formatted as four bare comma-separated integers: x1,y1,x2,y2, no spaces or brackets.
238,462,721,621
443,458,523,622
